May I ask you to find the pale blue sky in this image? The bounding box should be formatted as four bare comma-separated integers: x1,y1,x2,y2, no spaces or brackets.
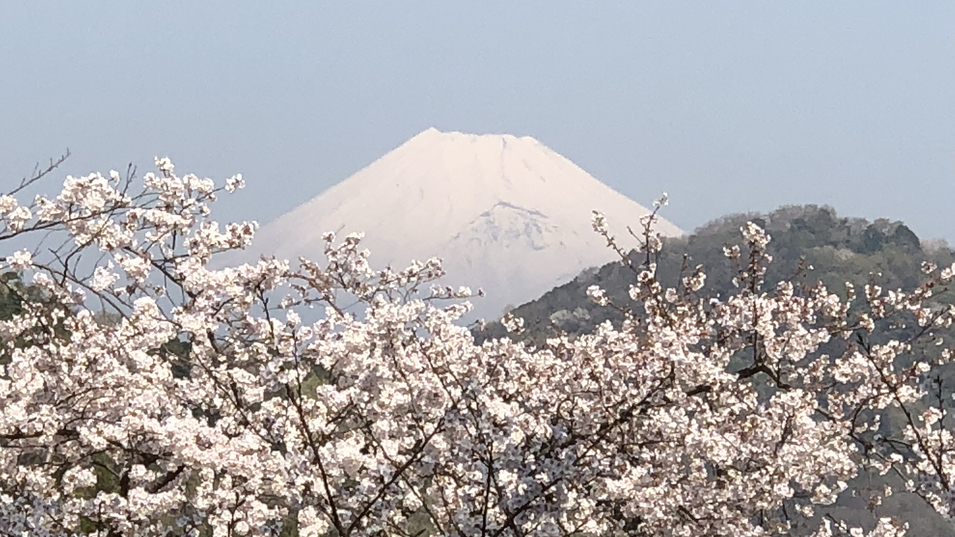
2,2,953,243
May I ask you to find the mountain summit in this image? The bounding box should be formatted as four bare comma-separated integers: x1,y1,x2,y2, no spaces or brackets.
250,128,683,318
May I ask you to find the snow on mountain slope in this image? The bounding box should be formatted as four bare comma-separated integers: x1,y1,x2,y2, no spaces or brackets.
247,128,683,319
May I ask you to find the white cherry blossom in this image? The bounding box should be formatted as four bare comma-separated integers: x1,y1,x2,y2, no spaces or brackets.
1,160,954,537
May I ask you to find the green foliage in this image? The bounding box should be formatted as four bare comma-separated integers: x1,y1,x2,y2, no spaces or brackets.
0,271,26,321
0,271,73,366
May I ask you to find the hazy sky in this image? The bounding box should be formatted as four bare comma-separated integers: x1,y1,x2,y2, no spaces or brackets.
2,2,953,243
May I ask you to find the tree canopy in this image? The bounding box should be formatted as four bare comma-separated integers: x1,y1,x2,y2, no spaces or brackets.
1,162,954,537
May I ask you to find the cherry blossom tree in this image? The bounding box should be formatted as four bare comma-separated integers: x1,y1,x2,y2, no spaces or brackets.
0,157,952,537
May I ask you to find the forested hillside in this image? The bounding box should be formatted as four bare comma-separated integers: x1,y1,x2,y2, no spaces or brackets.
478,205,955,343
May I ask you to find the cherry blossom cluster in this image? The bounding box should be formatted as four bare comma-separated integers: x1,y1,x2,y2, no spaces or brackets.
1,160,953,537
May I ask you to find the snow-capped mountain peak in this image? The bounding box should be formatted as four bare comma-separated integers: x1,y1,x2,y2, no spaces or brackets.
248,128,683,318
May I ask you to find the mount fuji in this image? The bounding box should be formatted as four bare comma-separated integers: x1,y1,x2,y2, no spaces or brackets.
247,128,683,319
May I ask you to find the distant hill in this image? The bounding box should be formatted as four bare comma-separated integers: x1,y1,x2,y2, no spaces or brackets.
477,204,955,343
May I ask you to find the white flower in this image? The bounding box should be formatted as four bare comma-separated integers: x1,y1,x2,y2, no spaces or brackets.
155,156,175,174
90,265,119,291
117,254,151,283
941,263,955,282
664,288,679,303
225,173,245,193
591,210,608,235
5,250,32,271
502,312,525,333
586,284,609,306
5,205,32,232
741,221,770,249
723,244,740,259
0,195,18,215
